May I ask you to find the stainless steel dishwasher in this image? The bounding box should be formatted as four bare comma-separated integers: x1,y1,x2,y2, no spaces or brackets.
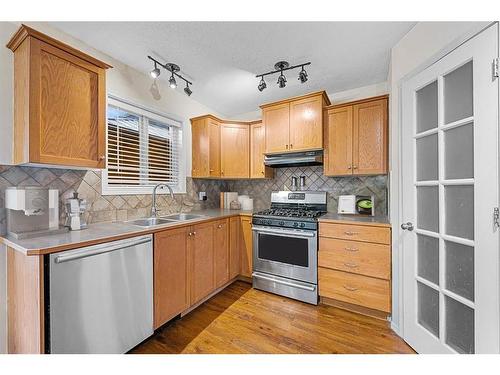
48,234,153,354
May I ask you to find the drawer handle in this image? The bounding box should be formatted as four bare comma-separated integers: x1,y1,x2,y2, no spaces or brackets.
345,247,359,252
343,284,358,292
344,231,359,236
343,262,358,269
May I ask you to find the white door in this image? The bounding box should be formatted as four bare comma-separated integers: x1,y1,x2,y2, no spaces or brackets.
401,24,499,354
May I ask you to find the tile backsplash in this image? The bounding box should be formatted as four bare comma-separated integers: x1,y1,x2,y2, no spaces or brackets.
0,164,387,235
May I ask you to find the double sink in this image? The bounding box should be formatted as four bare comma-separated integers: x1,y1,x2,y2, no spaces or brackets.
126,213,207,228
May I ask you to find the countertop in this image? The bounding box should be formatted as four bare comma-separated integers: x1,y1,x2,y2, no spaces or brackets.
318,213,390,227
0,209,253,256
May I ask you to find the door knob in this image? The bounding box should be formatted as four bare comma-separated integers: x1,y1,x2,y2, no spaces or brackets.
401,222,414,231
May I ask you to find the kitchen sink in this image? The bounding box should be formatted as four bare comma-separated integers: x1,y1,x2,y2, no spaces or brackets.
126,217,177,227
161,213,206,221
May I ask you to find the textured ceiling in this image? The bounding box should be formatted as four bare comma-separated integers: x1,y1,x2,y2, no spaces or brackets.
49,22,415,117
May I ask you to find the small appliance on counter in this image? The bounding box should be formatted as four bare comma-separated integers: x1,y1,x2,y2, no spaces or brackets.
5,186,67,239
64,192,88,231
337,194,375,216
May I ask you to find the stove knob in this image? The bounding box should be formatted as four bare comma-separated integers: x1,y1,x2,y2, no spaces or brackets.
300,223,305,228
279,221,284,226
293,222,298,227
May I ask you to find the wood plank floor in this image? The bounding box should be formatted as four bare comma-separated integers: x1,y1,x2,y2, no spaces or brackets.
131,281,415,354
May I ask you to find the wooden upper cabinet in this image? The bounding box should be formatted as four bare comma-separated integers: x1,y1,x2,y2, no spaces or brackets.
262,91,330,154
250,122,273,179
262,103,290,153
324,95,388,176
220,123,250,178
208,119,221,177
154,227,189,329
7,25,111,168
352,98,388,175
289,95,323,151
324,106,353,176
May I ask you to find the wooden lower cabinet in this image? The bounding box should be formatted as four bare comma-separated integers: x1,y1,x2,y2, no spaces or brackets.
229,216,241,279
189,222,215,305
240,216,253,277
214,219,230,288
154,227,190,329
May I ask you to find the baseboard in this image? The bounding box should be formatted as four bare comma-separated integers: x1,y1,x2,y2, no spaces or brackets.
237,275,252,284
320,296,390,321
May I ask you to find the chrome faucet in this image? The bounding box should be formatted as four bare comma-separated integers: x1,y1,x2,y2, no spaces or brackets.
151,183,174,217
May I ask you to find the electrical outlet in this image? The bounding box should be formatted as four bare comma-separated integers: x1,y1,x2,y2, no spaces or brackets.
198,192,207,201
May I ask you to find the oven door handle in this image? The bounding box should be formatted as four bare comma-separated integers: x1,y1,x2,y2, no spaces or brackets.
252,227,316,238
252,272,316,292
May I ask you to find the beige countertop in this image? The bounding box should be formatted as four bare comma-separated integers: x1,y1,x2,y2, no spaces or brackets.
318,213,390,227
1,209,253,256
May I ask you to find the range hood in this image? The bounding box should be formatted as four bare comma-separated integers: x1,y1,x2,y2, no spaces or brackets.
264,150,323,168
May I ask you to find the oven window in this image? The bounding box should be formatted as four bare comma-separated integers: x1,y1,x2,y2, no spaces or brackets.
258,234,309,267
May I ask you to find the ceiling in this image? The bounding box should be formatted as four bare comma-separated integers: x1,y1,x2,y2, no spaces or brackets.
50,22,415,117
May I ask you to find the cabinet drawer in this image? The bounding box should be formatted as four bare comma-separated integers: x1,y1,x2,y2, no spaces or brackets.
319,223,390,244
318,268,391,312
319,238,390,279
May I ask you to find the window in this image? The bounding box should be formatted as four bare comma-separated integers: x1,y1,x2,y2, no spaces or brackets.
102,97,185,195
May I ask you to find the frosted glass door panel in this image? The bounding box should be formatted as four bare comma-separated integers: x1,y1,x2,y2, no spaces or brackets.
445,296,475,353
416,80,438,133
444,123,474,179
418,282,440,337
417,134,438,181
445,241,474,301
417,235,439,285
444,61,473,124
417,186,439,232
445,186,474,240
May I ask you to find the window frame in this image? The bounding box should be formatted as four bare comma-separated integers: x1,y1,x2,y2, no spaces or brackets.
102,95,187,196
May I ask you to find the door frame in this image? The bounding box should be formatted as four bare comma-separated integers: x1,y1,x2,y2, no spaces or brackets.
391,21,498,338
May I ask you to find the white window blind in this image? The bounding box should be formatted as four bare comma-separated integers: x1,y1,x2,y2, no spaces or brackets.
106,100,182,190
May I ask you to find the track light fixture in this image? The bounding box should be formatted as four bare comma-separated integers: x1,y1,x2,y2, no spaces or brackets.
184,82,192,97
256,61,311,91
147,56,193,96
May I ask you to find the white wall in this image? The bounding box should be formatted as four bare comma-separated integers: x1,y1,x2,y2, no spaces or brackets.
388,21,491,336
0,21,225,354
229,82,389,121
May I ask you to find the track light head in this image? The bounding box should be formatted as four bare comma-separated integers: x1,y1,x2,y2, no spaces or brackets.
277,72,287,88
169,74,177,89
184,83,192,96
257,77,267,92
150,63,161,79
298,67,308,83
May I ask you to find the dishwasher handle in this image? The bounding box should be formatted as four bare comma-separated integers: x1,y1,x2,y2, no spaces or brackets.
54,237,152,264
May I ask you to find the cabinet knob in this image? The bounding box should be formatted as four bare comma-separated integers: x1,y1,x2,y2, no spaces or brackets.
347,166,352,170
217,224,222,229
99,155,105,161
261,170,264,174
290,144,293,149
285,144,288,149
353,165,358,169
209,169,215,172
192,231,197,235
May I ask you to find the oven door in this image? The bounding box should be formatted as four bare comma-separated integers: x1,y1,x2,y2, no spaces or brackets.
252,225,317,284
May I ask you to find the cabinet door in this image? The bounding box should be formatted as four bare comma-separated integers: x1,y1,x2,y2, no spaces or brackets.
324,106,353,176
191,119,209,177
214,219,230,288
190,222,215,304
31,39,106,168
208,119,221,177
352,98,388,175
250,122,273,179
263,103,290,153
289,95,323,151
229,216,241,279
154,227,189,329
220,123,250,178
240,216,253,278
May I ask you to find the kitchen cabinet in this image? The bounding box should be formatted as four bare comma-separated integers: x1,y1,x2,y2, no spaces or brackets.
250,122,273,179
220,123,250,178
240,216,253,278
318,220,391,315
214,219,230,288
7,24,111,168
189,221,215,304
154,227,190,329
191,116,221,178
262,91,330,154
229,216,241,279
324,96,388,176
208,119,221,177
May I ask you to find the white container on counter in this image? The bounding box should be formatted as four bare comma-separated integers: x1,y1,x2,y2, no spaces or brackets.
241,198,253,211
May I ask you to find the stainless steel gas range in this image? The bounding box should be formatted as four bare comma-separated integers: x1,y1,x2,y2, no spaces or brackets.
252,191,327,305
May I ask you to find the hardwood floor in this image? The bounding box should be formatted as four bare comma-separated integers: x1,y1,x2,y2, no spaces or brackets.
131,281,415,354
